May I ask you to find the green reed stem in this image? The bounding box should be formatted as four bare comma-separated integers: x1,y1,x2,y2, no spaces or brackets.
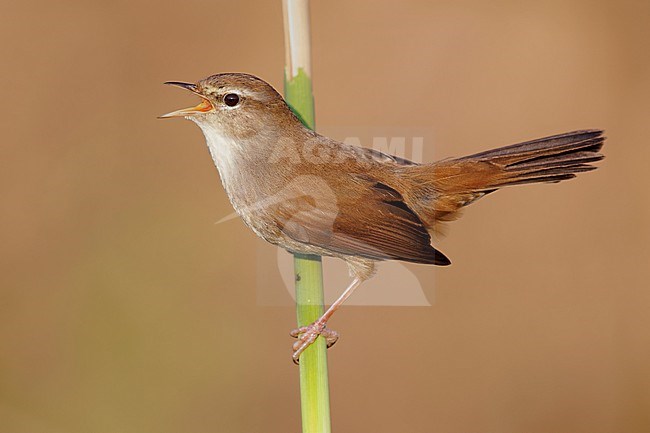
292,253,331,433
283,0,332,431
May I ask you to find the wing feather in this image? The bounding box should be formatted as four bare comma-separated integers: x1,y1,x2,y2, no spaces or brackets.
275,179,450,265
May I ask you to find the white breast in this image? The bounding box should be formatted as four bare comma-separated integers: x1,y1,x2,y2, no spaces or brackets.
191,117,266,231
193,119,242,186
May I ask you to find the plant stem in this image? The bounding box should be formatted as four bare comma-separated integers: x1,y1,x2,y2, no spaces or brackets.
293,253,331,433
282,1,332,433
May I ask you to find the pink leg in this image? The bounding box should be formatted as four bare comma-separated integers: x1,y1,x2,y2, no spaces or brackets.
290,277,363,364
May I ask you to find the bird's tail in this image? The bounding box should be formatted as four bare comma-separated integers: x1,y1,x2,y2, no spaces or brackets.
451,129,604,187
402,130,605,225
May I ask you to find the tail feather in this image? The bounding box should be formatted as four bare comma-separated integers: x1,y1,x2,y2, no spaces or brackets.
448,129,605,189
401,130,605,229
459,130,604,164
511,150,602,171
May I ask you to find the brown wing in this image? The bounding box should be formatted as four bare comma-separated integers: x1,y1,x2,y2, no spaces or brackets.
274,178,450,266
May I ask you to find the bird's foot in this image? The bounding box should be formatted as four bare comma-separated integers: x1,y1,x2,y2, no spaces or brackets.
289,321,339,364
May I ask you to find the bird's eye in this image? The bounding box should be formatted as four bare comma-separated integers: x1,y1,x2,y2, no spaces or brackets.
223,93,240,107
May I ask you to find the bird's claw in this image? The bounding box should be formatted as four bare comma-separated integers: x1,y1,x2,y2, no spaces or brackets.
290,322,339,364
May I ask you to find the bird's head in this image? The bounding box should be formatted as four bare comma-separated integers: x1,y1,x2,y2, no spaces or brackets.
160,73,300,141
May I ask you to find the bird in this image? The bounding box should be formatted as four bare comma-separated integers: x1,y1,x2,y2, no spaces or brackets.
160,72,605,363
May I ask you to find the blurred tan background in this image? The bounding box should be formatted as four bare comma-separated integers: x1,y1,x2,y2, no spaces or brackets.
1,0,649,432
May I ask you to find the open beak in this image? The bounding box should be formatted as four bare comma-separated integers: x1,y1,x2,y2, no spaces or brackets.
159,81,214,118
